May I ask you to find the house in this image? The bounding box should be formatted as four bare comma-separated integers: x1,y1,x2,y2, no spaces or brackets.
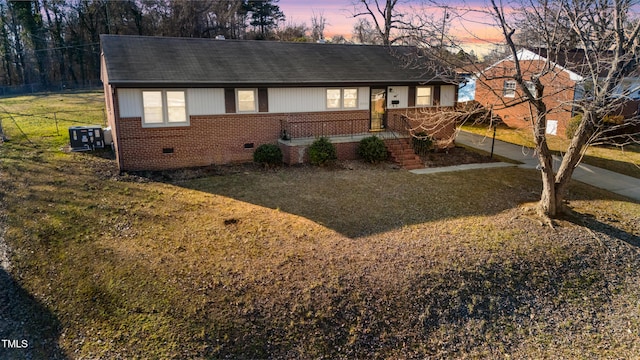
100,35,459,172
474,48,583,137
475,48,640,138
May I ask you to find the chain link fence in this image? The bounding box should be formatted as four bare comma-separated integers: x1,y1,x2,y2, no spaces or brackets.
0,80,102,98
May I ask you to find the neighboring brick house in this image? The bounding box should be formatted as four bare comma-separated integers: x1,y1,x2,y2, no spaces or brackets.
100,35,458,172
474,48,583,137
476,47,640,138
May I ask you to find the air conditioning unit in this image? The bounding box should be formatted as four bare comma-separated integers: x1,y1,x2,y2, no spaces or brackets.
69,126,105,151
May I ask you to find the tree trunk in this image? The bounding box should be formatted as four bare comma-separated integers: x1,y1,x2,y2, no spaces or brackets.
533,111,560,217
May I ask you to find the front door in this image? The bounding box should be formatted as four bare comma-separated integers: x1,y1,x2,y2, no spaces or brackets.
370,87,386,131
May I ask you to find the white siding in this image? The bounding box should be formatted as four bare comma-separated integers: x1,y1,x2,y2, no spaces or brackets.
387,86,408,109
118,88,142,118
440,85,456,107
187,88,225,115
358,87,369,110
269,88,326,113
269,87,371,113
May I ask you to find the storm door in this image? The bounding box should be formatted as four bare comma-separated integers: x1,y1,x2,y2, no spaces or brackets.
370,87,386,131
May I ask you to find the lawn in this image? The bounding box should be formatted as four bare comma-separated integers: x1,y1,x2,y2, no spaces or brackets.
1,92,639,358
460,124,640,179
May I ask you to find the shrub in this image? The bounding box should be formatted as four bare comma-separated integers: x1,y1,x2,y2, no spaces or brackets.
253,144,283,167
357,136,388,163
566,115,582,139
308,137,337,166
567,113,625,140
412,132,433,156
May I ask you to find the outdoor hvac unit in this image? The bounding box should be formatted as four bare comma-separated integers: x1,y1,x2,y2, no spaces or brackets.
69,126,105,151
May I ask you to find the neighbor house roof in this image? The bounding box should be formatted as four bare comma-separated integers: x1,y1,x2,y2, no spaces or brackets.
100,35,451,87
481,48,584,82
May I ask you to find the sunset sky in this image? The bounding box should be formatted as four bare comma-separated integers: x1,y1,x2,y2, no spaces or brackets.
277,0,504,55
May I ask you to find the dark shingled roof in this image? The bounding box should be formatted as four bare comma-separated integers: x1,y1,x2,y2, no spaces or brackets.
100,35,444,87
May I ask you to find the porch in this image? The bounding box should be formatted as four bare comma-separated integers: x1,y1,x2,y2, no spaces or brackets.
278,115,424,169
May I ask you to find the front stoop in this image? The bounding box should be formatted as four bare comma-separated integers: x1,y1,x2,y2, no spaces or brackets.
385,138,424,170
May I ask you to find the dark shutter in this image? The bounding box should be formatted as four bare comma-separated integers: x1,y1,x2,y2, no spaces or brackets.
408,86,416,107
433,85,441,106
224,88,236,113
258,88,269,112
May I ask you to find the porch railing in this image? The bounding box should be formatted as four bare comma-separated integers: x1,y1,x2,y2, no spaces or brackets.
385,113,415,152
387,113,412,138
280,117,370,140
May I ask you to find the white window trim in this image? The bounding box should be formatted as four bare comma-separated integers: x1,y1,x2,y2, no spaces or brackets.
326,88,359,110
503,80,517,98
236,88,258,113
141,89,189,128
416,86,433,107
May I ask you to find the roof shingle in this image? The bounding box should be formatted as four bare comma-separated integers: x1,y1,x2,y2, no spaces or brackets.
100,35,444,87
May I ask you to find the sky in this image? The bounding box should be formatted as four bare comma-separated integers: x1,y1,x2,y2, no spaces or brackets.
277,0,503,56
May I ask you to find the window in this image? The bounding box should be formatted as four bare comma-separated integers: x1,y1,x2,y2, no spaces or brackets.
237,89,257,112
416,86,433,106
166,91,187,122
326,88,358,109
503,80,516,98
142,90,187,126
524,81,537,98
343,88,358,108
326,89,341,109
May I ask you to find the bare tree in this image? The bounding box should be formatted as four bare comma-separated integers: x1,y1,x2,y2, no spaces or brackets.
484,0,640,218
351,0,431,45
310,9,326,42
352,18,380,44
273,20,308,42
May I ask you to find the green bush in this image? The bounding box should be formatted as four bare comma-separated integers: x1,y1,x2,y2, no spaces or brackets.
253,143,283,166
308,137,337,166
412,132,433,156
357,136,388,163
566,115,582,139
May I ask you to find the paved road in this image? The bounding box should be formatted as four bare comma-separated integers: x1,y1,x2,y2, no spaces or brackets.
413,130,640,203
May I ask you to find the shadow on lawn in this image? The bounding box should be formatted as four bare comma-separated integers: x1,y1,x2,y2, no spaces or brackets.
0,268,67,359
159,165,599,238
569,213,640,248
166,166,545,238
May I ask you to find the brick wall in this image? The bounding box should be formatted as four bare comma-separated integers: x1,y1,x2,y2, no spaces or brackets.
475,59,576,138
281,141,359,165
116,113,282,171
113,104,456,171
283,110,369,139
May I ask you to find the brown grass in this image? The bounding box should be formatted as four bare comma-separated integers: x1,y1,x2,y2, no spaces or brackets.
0,93,639,358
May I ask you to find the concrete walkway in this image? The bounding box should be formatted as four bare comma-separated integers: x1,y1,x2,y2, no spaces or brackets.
411,130,640,203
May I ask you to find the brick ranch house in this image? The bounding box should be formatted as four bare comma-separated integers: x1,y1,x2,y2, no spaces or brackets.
100,35,459,172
